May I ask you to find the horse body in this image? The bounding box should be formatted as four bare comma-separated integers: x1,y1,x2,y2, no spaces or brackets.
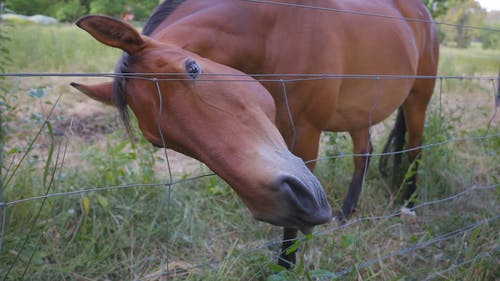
71,0,438,268
149,0,438,217
150,0,437,152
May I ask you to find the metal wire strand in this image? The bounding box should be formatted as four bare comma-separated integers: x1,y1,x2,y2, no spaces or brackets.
153,78,175,280
242,0,500,33
0,72,498,279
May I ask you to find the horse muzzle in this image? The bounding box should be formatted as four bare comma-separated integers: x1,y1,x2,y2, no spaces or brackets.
251,154,332,232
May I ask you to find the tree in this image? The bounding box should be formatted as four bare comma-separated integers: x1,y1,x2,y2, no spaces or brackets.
439,0,486,48
4,0,49,15
50,0,87,22
4,0,160,22
90,0,159,21
480,26,500,49
480,11,500,49
423,0,450,18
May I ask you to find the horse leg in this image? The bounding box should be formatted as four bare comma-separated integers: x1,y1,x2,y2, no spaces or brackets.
379,107,407,186
335,129,372,223
400,98,428,207
278,228,298,269
277,126,321,268
400,74,435,205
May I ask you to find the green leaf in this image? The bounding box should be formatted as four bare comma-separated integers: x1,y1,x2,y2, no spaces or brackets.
82,196,91,216
308,269,334,278
128,152,137,160
408,235,419,244
97,194,109,208
269,263,286,273
113,140,128,153
341,234,356,249
285,239,301,255
304,233,314,241
8,147,23,154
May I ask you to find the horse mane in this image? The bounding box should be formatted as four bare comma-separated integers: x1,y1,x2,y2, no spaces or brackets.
114,0,186,134
142,0,186,36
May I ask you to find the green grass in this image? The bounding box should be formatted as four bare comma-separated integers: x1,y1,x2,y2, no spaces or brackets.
3,24,121,73
439,42,500,76
1,24,499,280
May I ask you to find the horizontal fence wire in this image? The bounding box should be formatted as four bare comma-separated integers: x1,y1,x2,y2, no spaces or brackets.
133,183,500,280
1,72,500,81
242,0,500,33
0,72,499,280
1,133,498,208
422,247,500,281
1,1,499,278
328,215,500,279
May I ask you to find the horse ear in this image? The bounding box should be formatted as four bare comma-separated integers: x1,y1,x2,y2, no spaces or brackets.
76,15,146,54
70,82,114,105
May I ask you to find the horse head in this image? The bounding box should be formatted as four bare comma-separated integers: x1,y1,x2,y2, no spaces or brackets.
71,15,332,232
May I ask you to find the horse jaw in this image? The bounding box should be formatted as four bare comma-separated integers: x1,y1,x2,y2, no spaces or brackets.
70,82,114,105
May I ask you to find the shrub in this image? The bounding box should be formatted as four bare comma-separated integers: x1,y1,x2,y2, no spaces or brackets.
480,25,500,49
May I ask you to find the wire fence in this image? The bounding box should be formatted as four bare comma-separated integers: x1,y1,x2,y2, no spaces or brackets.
0,2,499,279
243,0,500,33
0,71,498,280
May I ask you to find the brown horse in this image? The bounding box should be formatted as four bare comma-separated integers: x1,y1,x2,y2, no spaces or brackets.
71,0,439,268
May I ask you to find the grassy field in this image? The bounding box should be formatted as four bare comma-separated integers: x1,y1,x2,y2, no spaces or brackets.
0,24,499,281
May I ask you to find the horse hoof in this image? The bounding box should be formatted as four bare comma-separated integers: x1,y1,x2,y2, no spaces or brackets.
400,207,417,224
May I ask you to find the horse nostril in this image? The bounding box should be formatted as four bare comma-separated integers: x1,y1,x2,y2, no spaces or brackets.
274,172,332,227
279,175,317,212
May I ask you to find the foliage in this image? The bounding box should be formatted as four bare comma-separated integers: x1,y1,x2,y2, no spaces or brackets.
89,0,159,22
480,25,500,49
0,4,10,77
50,0,87,22
422,0,450,18
4,0,160,22
479,11,500,49
1,1,11,190
437,0,486,48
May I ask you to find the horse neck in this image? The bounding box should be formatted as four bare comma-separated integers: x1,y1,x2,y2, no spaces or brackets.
151,1,273,74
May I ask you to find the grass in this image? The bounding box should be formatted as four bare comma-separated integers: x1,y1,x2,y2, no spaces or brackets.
1,24,499,280
439,42,500,77
3,24,121,73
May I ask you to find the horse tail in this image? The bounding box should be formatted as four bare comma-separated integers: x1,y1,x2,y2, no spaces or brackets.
379,107,406,183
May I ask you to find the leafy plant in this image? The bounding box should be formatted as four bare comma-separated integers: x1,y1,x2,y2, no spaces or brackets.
423,0,450,18
437,0,486,48
5,0,160,22
1,6,12,193
267,234,336,281
480,24,500,49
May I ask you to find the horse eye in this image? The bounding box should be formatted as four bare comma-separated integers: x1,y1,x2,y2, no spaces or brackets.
185,60,201,79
